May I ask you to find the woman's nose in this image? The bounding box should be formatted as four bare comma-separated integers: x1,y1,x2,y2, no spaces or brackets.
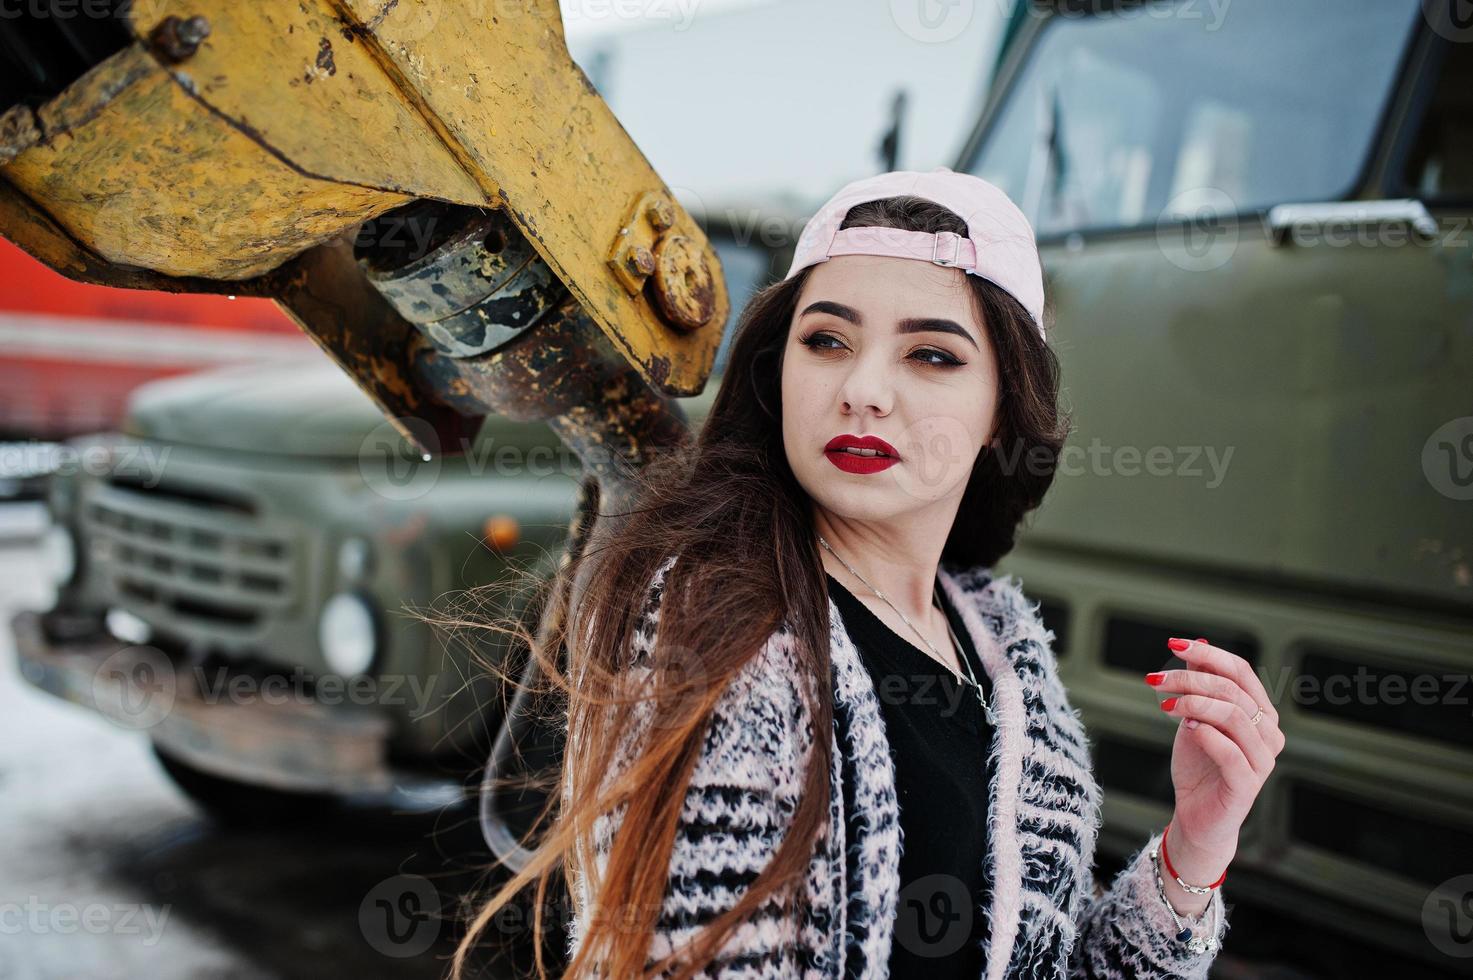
837,356,895,417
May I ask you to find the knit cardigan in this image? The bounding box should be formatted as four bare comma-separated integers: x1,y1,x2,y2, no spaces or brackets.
565,556,1231,978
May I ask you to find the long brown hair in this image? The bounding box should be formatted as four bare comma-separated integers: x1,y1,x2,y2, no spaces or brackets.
445,194,1068,979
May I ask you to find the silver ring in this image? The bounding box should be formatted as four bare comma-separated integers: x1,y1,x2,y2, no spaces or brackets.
1249,707,1264,726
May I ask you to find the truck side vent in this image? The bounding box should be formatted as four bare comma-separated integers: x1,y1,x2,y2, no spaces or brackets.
1035,595,1071,657
1095,735,1174,807
1289,782,1473,887
108,475,256,516
1103,615,1259,674
1297,648,1473,751
170,595,259,626
116,578,260,627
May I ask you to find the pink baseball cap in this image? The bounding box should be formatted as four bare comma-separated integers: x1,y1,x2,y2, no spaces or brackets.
783,166,1046,339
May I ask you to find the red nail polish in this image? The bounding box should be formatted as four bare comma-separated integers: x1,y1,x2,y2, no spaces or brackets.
1196,637,1208,644
1145,672,1166,686
1167,638,1190,652
1160,696,1179,711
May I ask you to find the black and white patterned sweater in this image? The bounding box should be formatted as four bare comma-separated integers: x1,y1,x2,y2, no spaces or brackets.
565,556,1231,978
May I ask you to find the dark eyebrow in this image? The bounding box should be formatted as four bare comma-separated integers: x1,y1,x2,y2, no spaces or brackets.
798,300,979,351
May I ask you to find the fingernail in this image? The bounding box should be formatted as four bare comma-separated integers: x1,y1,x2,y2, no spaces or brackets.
1195,637,1208,644
1145,672,1166,686
1186,719,1200,729
1167,638,1190,652
1160,696,1179,711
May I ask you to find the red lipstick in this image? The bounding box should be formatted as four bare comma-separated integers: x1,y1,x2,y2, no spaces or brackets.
824,434,900,474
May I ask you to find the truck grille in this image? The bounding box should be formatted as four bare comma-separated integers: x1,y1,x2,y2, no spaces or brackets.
85,477,298,636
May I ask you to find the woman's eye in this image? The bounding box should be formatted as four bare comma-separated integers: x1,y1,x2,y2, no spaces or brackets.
911,347,962,367
799,331,844,351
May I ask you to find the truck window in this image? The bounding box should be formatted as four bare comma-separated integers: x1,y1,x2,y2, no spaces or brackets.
1398,37,1473,202
966,0,1420,237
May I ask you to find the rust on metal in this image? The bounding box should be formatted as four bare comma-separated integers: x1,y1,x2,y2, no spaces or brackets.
651,234,716,332
356,201,568,359
0,106,41,168
620,243,655,279
310,36,338,82
268,234,485,457
11,611,396,794
607,188,715,333
409,292,691,508
644,196,675,232
148,15,213,64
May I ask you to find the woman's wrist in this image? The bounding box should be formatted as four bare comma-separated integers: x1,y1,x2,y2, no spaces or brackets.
1147,843,1222,956
1163,820,1236,888
1156,820,1235,921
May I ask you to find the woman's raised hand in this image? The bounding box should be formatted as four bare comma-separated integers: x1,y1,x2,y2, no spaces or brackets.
1144,637,1286,883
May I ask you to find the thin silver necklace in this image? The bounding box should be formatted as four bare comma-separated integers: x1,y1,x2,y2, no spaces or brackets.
819,534,997,726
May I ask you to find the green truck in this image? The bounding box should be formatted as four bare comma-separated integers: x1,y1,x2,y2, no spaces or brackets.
17,359,582,819
971,0,1472,971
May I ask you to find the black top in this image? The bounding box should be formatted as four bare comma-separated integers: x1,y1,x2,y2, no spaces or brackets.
827,572,993,979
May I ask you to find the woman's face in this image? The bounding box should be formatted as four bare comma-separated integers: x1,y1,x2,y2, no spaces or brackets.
781,253,1001,529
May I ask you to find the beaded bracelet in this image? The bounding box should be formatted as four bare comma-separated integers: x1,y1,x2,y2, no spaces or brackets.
1148,843,1221,956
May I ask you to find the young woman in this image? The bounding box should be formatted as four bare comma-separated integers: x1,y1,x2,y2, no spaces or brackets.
453,168,1285,979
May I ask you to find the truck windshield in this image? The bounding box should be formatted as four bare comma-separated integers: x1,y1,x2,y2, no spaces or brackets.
967,0,1420,237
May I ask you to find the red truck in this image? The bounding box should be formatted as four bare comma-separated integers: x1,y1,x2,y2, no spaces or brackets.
0,237,311,441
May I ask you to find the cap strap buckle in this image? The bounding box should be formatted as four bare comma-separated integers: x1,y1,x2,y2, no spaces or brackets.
931,231,962,267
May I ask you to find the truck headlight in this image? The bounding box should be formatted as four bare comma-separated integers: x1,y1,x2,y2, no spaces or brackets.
318,592,379,676
41,523,77,587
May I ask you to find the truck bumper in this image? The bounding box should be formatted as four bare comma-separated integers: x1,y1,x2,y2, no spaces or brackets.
11,609,456,805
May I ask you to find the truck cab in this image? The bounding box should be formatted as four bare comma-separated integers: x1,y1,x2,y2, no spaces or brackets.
966,1,1471,969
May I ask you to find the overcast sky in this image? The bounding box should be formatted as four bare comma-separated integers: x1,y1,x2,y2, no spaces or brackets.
562,0,1008,214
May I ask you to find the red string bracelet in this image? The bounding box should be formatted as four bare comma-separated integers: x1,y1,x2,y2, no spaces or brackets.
1161,822,1228,891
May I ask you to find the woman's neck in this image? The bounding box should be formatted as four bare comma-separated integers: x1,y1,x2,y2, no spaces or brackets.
815,522,945,625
